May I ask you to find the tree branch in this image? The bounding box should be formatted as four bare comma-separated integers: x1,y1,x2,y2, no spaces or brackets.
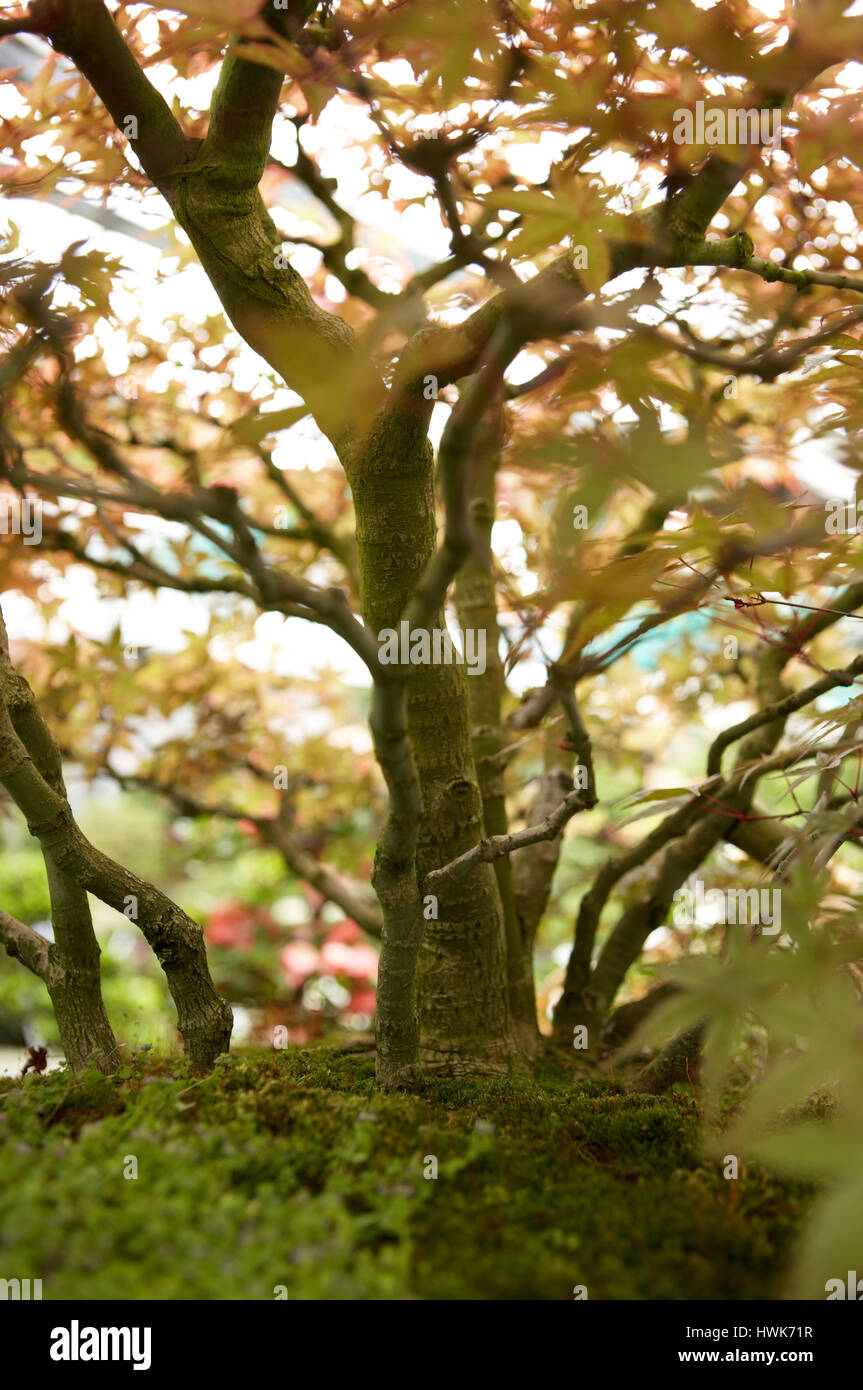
0,906,51,979
26,0,194,181
402,321,522,635
426,780,596,893
707,654,863,778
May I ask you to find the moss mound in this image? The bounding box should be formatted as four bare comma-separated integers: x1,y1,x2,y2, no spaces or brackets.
0,1046,810,1299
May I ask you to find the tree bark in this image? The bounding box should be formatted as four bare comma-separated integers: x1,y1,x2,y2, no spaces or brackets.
0,623,120,1073
345,398,522,1073
41,855,120,1074
630,1024,704,1095
453,401,539,1055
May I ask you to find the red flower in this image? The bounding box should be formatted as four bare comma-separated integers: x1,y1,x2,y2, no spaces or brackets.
319,939,378,981
324,919,363,945
205,902,281,946
279,940,321,989
205,904,258,948
348,987,377,1014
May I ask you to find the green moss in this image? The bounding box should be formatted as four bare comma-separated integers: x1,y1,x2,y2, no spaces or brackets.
0,1046,810,1300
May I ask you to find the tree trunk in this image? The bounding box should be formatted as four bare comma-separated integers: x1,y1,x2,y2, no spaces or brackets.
0,616,233,1073
0,644,121,1075
46,965,118,1075
454,409,538,1056
43,857,120,1074
630,1024,704,1094
345,400,522,1073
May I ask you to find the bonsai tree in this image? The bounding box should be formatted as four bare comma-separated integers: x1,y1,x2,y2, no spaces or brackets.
1,0,863,1095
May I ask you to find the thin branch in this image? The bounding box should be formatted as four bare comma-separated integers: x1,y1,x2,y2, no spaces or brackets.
426,782,596,892
402,321,522,634
707,654,863,778
640,306,863,383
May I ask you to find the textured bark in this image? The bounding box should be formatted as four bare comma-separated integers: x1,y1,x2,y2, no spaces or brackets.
0,899,116,1074
46,966,118,1074
345,397,521,1073
0,908,50,978
41,854,120,1074
367,678,424,1088
630,1024,704,1095
170,171,366,445
453,405,538,1054
512,762,573,941
599,983,679,1056
18,4,517,1075
373,882,423,1087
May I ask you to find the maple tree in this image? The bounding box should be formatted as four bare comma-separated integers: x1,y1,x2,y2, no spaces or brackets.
1,0,863,1100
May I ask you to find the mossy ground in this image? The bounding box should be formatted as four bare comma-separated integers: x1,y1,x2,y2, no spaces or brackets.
0,1045,810,1300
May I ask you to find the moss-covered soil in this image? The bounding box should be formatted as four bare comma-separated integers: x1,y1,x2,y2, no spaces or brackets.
0,1046,811,1300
